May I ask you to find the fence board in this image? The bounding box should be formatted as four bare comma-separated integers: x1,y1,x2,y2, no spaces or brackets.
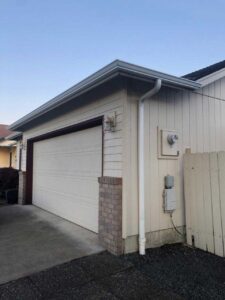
184,151,225,257
195,153,206,250
209,153,224,256
218,152,225,256
202,153,214,253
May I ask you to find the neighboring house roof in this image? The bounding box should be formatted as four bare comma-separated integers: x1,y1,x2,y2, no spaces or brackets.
0,124,13,140
183,60,225,81
6,132,22,141
9,60,200,131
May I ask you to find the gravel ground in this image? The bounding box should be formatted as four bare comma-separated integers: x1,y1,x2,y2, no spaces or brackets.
123,244,225,300
0,244,225,299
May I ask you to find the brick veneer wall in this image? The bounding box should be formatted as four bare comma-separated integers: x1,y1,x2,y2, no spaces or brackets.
98,176,123,255
18,171,26,205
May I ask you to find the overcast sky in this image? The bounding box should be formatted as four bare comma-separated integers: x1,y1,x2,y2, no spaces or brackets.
1,0,225,125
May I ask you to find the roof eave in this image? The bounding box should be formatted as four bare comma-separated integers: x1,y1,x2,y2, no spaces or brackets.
9,60,201,131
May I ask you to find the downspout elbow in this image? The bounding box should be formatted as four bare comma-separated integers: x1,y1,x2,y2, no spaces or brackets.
138,79,162,255
139,79,162,104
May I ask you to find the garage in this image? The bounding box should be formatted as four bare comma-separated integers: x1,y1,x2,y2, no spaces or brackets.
32,125,102,233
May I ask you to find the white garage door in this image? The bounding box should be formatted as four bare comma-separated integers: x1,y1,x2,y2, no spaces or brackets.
32,126,102,233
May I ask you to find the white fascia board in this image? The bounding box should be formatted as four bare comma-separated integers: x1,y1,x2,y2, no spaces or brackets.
197,67,225,86
117,61,200,89
9,60,200,131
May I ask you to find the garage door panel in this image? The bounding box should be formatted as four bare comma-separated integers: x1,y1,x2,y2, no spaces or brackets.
34,151,101,174
32,126,102,232
33,176,99,204
33,187,99,232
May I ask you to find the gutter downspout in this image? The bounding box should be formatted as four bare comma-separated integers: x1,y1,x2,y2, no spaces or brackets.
138,78,162,255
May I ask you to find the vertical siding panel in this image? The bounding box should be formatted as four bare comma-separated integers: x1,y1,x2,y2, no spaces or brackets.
125,91,138,237
208,84,216,152
189,92,197,153
214,79,222,151
218,79,225,151
174,91,184,227
164,90,176,229
129,96,138,235
149,97,160,232
220,78,225,100
196,93,204,152
221,101,225,150
209,99,216,151
202,94,210,152
182,91,190,151
122,87,129,239
214,78,221,99
157,90,169,231
215,99,221,151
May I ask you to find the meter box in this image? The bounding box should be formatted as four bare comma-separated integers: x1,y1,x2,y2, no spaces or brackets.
158,128,179,159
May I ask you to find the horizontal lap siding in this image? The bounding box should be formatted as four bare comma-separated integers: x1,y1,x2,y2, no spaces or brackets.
124,77,225,237
22,89,125,179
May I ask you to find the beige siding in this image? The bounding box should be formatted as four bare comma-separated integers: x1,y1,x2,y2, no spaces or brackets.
124,77,225,238
0,147,16,168
0,148,10,167
22,88,126,180
11,147,17,169
20,75,225,241
15,141,21,170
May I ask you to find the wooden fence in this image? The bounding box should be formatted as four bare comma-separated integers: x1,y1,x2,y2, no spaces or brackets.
184,152,225,257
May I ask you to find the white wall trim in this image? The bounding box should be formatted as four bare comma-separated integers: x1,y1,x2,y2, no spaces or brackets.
197,68,225,86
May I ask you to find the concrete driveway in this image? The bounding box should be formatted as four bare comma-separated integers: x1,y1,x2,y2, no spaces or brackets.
0,205,104,284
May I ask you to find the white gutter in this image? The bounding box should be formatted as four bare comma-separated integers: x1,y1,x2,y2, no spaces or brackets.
138,78,162,255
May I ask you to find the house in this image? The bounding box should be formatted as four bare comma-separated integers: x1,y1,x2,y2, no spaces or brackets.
9,60,225,255
6,131,23,170
0,124,18,168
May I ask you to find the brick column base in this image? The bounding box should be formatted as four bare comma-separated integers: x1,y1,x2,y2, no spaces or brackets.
18,171,26,205
98,176,123,255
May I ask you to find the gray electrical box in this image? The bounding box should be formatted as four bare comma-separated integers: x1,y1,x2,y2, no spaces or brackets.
165,175,174,189
164,175,176,212
164,188,176,212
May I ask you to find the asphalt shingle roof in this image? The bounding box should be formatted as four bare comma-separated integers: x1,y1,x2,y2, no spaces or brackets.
183,60,225,81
